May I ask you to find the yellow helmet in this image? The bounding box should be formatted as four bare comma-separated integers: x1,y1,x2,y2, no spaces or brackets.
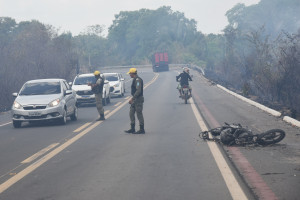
94,70,100,76
127,68,137,74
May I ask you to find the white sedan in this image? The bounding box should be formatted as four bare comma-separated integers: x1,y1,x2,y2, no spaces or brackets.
103,73,125,97
71,73,111,106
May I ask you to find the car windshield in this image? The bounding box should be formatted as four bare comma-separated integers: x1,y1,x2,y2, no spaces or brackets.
19,82,61,95
106,75,119,81
74,76,96,85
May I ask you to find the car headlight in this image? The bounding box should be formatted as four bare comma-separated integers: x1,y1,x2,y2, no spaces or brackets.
48,99,60,107
114,83,120,87
13,101,22,109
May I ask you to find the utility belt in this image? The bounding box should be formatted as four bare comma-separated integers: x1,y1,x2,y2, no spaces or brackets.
133,96,144,103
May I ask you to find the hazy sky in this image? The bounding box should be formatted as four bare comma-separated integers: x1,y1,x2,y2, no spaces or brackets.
0,0,260,36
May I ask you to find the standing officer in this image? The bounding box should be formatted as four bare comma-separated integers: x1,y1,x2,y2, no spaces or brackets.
88,71,105,121
124,68,145,134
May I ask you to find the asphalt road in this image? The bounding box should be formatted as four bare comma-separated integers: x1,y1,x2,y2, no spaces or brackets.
0,67,299,200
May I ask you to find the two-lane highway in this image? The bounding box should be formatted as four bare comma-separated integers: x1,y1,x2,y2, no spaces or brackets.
0,67,299,200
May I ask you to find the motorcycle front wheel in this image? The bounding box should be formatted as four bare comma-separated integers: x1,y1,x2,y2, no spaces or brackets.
257,129,285,145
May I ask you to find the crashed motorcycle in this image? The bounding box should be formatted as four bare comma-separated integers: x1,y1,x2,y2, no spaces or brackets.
199,122,285,146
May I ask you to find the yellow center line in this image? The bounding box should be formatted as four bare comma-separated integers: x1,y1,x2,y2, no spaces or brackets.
21,143,60,164
0,122,12,127
73,122,92,133
144,73,159,89
0,164,23,180
114,102,122,107
0,73,160,194
73,111,109,133
189,98,248,200
0,122,102,194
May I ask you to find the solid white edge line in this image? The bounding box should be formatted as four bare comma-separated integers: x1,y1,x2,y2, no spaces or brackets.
189,97,248,200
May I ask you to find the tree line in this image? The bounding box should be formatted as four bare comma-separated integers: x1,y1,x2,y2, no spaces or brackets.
207,0,300,118
0,0,299,119
0,18,77,111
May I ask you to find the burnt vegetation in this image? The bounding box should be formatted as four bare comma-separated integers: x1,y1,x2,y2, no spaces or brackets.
0,0,299,119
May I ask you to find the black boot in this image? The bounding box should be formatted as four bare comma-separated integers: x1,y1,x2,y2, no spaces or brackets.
133,125,145,134
124,124,135,133
97,114,105,121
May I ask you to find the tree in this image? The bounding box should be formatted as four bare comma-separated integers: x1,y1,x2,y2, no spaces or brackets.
0,19,78,111
108,6,201,64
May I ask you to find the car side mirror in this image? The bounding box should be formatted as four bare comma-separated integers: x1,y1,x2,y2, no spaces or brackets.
68,82,72,86
104,80,109,84
65,90,72,96
120,78,124,81
12,93,18,97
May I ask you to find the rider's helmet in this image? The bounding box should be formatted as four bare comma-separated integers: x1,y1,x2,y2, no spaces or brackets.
220,128,235,145
184,67,190,74
94,70,101,76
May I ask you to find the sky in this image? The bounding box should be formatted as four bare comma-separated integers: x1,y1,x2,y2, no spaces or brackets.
0,0,260,36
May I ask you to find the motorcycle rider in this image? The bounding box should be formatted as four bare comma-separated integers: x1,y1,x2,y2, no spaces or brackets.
176,67,192,97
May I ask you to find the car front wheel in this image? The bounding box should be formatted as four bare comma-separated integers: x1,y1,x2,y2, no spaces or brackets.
107,94,111,104
70,106,78,121
59,109,67,125
102,95,107,106
13,120,22,128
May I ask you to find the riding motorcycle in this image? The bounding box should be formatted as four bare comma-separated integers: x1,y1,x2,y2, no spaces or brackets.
181,85,191,104
176,72,192,104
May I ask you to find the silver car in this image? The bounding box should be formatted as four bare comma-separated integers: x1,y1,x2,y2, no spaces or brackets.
11,79,78,128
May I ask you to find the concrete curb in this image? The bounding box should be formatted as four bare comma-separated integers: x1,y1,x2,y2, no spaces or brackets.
283,116,300,127
216,84,281,117
216,84,300,128
190,67,300,128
